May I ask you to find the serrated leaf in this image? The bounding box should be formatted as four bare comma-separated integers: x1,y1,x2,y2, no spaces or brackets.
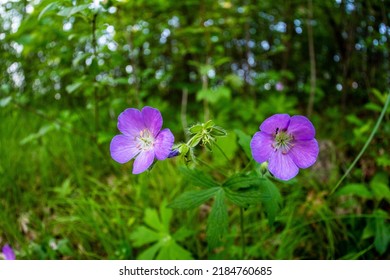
335,183,373,199
179,167,219,188
234,129,252,160
130,226,161,247
168,187,220,209
206,190,228,249
224,187,270,208
223,173,262,190
259,178,282,225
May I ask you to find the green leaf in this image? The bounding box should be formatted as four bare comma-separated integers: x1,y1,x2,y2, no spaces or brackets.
19,124,58,145
173,227,194,242
234,129,252,160
335,183,373,199
373,210,390,255
179,167,220,188
168,187,220,210
159,201,173,231
370,173,390,202
196,86,231,104
259,178,282,225
144,208,165,232
38,2,59,20
0,96,12,108
223,173,263,190
224,187,270,208
65,82,83,94
137,242,161,260
156,240,193,260
57,4,90,17
130,226,161,247
206,190,228,249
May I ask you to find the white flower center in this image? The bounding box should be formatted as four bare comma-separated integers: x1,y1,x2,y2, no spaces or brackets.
273,129,294,154
136,129,155,151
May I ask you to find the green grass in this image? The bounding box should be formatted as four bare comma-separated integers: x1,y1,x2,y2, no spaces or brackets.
0,104,389,260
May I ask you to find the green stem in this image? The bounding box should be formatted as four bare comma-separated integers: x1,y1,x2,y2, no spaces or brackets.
240,207,246,259
214,142,233,169
330,93,390,195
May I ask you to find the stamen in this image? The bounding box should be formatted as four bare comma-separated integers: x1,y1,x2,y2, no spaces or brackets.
136,129,155,151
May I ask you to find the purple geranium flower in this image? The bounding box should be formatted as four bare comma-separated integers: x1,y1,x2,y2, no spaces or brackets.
2,244,15,260
250,114,319,181
110,106,174,174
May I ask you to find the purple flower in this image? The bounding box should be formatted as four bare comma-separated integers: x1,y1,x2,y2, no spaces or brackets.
275,82,284,91
2,244,15,260
110,106,174,174
250,114,319,181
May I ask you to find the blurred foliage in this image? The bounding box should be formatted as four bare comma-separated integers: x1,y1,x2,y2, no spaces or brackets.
0,0,389,259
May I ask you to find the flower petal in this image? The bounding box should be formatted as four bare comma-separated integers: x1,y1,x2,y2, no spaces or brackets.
117,108,145,136
287,115,315,140
268,151,299,181
2,244,15,260
250,131,274,163
132,150,155,174
110,135,139,164
154,128,175,160
142,106,163,137
289,139,319,168
260,114,290,134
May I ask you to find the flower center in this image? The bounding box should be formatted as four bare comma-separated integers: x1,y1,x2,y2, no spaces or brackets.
273,129,294,154
136,129,155,151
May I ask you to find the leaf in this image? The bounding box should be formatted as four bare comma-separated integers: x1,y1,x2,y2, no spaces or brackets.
19,124,58,145
156,240,193,260
168,187,220,210
206,190,228,249
173,227,194,242
223,173,263,190
137,242,161,260
38,2,59,20
159,201,173,231
0,96,12,108
335,183,373,199
143,208,165,232
259,178,282,225
196,86,231,104
224,187,270,208
65,82,83,94
57,4,90,17
373,210,390,255
370,173,390,202
179,167,220,189
234,129,252,160
130,226,161,247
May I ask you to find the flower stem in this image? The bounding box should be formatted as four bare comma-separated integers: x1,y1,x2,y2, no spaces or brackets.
214,142,233,169
240,207,246,259
330,93,390,195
